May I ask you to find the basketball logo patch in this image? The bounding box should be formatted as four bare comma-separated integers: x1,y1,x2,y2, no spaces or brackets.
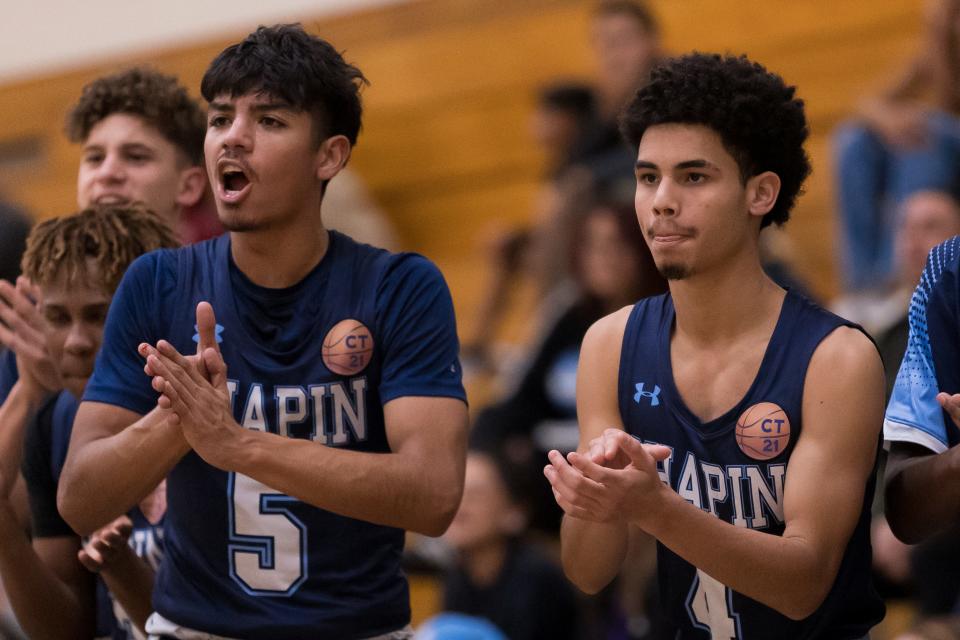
735,402,791,461
322,319,374,376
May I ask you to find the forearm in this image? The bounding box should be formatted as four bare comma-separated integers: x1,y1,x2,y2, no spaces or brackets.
231,430,462,536
0,502,93,639
59,407,188,535
642,490,836,620
0,382,46,496
885,447,960,543
559,515,627,594
100,549,155,633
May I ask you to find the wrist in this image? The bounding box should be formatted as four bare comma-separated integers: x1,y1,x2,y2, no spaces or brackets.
631,480,675,533
215,420,257,473
11,380,50,409
98,544,139,578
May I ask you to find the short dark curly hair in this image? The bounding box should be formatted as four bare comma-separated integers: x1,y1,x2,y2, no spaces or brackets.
66,67,205,166
620,53,811,228
201,24,368,146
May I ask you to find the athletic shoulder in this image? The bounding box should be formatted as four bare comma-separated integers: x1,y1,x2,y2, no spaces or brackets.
583,305,634,354
805,326,885,442
810,324,882,379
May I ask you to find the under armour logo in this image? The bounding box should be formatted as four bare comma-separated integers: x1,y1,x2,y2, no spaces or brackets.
634,382,661,407
192,323,225,345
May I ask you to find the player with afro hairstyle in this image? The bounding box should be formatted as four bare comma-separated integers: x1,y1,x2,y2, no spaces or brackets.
547,52,885,638
620,52,811,229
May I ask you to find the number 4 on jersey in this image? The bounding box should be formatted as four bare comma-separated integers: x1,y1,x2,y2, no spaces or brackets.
686,569,741,639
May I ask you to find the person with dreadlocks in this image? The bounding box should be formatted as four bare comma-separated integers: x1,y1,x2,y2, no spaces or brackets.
0,206,179,639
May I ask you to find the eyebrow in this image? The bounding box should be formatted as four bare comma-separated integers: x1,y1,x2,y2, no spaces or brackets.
635,159,719,171
208,100,295,113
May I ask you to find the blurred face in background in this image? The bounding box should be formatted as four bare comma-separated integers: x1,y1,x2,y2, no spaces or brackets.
592,11,659,111
445,453,525,554
895,190,960,287
579,207,643,302
530,106,582,162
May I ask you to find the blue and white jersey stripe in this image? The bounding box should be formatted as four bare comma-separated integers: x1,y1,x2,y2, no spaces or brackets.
885,237,960,453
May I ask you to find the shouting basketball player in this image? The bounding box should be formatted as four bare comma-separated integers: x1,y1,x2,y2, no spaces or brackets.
544,53,885,637
58,25,468,640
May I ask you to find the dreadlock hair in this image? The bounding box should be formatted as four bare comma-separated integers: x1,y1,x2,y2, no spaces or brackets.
21,205,179,294
66,67,206,165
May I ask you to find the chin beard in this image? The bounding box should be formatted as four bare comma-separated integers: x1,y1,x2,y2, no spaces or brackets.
658,263,691,280
220,219,264,232
218,209,267,233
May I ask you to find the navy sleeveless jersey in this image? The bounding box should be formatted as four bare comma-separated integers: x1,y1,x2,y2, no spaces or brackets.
84,231,466,639
21,391,164,640
618,290,884,639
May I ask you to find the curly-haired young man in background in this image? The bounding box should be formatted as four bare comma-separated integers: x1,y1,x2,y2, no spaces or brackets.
544,53,886,638
0,67,216,403
67,66,213,242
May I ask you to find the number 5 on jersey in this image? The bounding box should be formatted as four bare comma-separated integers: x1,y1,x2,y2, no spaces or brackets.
228,473,308,595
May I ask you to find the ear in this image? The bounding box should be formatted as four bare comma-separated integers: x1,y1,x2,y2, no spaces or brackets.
315,135,352,182
175,166,207,209
745,171,781,219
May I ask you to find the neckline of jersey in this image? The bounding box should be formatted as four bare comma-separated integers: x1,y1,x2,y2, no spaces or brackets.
657,289,796,438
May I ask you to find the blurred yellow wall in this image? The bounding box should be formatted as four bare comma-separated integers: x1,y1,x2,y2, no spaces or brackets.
0,0,925,337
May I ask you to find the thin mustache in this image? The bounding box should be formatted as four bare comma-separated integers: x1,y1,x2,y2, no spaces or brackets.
647,225,697,238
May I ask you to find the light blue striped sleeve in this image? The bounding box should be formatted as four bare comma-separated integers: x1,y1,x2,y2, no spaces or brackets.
884,238,960,453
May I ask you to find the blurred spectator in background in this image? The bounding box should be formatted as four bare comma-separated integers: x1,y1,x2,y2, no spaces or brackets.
464,2,661,373
323,167,400,250
896,616,960,640
532,83,597,178
876,191,960,391
0,202,31,284
834,190,960,373
441,449,578,640
833,0,960,294
464,83,597,370
576,0,661,197
471,201,666,534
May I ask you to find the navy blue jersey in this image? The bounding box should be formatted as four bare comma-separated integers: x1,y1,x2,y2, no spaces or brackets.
84,231,466,639
21,391,164,640
618,290,884,639
885,237,960,452
0,349,17,404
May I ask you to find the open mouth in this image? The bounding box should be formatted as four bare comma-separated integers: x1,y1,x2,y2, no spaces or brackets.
217,163,252,204
223,170,250,194
94,194,131,206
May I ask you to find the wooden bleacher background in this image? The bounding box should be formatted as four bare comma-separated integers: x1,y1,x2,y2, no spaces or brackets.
0,0,926,345
0,1,925,633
